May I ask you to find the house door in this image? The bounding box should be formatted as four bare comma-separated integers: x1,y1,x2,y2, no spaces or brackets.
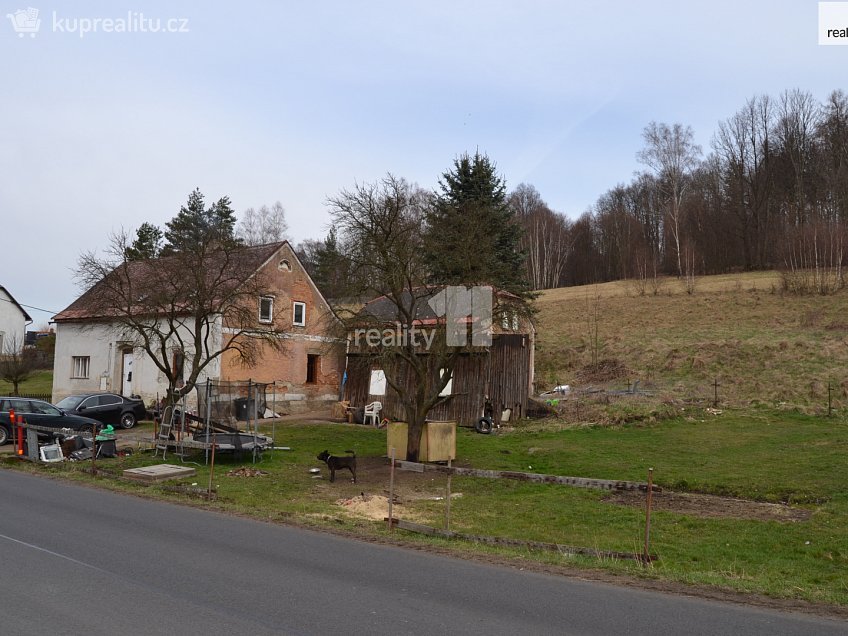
121,352,134,396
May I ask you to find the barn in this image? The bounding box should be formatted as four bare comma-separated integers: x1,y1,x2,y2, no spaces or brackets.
343,288,534,427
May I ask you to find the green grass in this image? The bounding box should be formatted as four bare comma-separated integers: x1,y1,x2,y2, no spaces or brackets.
534,272,848,411
0,369,53,395
6,410,848,608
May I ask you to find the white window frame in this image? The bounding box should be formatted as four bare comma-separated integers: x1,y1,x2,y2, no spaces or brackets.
259,296,274,324
438,368,453,397
292,301,306,327
369,369,386,396
71,356,90,379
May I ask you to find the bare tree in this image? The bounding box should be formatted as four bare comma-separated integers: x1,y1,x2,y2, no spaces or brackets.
0,335,36,395
329,175,492,461
638,122,702,278
74,229,286,405
509,184,573,290
237,202,289,245
776,89,821,225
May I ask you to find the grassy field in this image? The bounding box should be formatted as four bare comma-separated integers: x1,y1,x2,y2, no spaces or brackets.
0,369,53,396
7,407,846,608
3,271,848,610
534,271,848,411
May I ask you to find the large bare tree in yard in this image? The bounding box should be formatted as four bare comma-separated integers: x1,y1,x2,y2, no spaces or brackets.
74,189,284,406
329,175,502,461
0,335,36,395
638,122,702,278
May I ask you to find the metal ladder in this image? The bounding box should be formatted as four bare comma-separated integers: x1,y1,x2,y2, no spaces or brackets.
154,406,178,459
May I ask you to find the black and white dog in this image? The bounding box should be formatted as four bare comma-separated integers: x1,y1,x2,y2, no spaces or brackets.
317,449,357,483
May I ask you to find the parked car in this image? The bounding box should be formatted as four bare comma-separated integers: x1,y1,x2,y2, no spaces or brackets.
0,397,103,445
55,393,147,429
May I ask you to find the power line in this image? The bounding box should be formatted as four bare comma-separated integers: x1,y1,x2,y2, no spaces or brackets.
0,296,61,316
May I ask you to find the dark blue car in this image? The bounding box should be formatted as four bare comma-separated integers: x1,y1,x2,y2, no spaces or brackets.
0,397,102,445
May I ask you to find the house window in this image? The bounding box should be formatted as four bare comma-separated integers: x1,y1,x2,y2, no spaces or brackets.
369,369,386,396
293,301,306,326
278,259,291,272
72,356,90,379
438,368,453,397
259,296,274,323
306,354,319,384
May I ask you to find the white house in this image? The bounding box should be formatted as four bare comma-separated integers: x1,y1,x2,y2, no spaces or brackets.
51,242,344,410
0,285,32,353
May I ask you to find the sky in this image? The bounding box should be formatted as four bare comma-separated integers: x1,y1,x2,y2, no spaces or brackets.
0,0,845,325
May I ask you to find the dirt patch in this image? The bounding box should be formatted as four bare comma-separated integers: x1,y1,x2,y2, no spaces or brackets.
575,358,628,383
603,490,811,523
336,493,394,520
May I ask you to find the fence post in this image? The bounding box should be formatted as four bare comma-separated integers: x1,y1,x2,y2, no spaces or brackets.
444,458,452,532
713,378,719,408
387,447,396,532
643,467,654,565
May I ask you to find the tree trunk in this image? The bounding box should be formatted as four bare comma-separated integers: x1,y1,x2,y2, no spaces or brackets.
406,418,425,462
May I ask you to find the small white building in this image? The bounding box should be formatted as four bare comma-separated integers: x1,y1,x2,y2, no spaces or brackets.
0,285,32,353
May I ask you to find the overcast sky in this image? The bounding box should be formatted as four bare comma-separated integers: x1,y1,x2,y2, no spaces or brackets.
0,0,844,324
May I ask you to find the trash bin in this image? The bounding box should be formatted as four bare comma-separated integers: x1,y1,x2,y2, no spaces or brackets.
234,397,264,421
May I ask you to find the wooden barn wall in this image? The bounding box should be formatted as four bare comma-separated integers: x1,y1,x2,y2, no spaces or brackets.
344,334,530,427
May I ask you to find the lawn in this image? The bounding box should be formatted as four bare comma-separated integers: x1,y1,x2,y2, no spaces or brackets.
7,408,847,608
0,369,53,396
534,271,848,412
4,272,848,608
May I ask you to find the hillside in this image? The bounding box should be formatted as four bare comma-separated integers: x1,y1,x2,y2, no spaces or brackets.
534,271,848,412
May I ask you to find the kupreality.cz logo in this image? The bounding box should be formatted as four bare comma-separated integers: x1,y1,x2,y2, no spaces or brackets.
5,6,190,39
6,7,40,37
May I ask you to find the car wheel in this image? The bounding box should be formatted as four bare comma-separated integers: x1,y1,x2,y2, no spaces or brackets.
0,426,9,445
119,412,137,429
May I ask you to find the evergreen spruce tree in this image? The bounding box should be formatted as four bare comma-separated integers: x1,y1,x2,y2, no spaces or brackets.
124,222,163,261
163,188,240,254
312,228,348,298
425,152,529,298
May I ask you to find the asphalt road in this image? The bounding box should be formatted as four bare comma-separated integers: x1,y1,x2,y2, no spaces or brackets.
0,470,845,636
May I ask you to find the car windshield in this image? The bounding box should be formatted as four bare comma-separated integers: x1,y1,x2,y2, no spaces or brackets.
56,395,86,410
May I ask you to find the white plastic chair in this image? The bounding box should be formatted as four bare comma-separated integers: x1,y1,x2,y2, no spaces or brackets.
363,401,382,426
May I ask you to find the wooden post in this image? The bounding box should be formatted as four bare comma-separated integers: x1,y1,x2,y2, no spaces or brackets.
207,429,217,500
387,447,396,532
643,467,654,565
91,423,98,475
713,378,719,408
444,458,452,532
